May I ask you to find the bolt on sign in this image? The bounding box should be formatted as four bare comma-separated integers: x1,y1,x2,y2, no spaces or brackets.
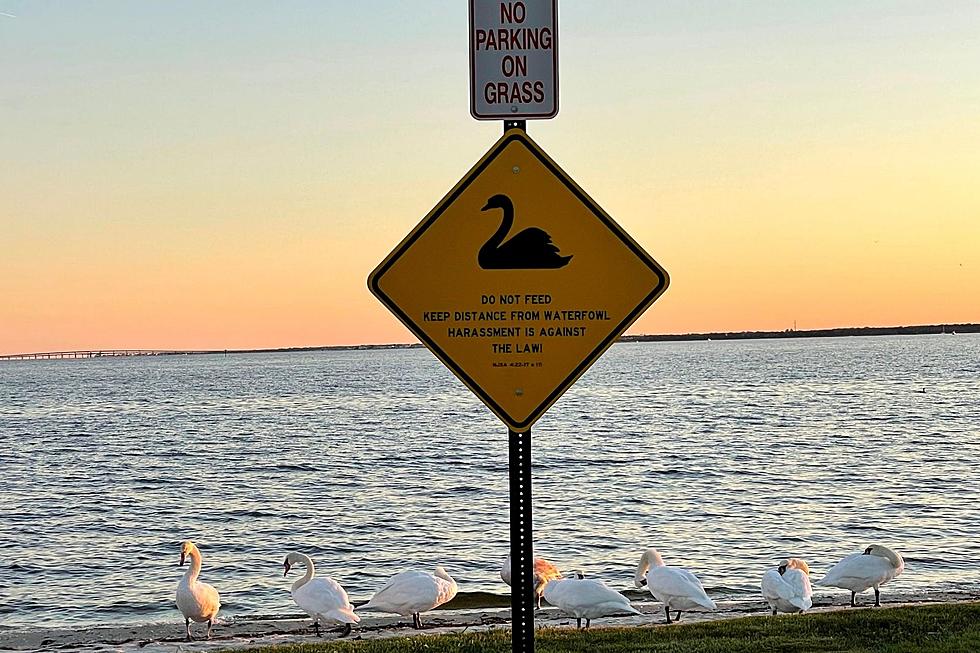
470,0,558,120
369,129,669,432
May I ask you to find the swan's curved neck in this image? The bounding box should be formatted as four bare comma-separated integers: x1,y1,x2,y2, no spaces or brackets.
292,554,315,592
183,548,202,584
880,547,903,568
482,200,514,252
648,548,665,568
434,567,457,590
636,549,665,578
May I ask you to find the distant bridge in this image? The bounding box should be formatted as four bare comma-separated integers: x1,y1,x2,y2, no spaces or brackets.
0,344,416,361
0,349,209,361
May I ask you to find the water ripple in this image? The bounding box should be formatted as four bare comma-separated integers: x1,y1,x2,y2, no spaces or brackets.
0,335,978,628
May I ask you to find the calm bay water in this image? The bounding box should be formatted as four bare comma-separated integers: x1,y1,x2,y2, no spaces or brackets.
1,335,978,629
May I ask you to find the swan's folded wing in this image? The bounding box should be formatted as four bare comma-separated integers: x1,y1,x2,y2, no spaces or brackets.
784,569,813,599
783,569,813,609
650,567,713,607
819,554,893,586
371,570,427,596
761,569,792,602
295,577,354,618
364,571,437,614
560,584,594,613
197,582,221,617
761,569,801,604
543,579,619,615
677,568,707,592
392,574,440,610
541,578,567,606
578,580,636,613
818,553,863,585
433,577,458,608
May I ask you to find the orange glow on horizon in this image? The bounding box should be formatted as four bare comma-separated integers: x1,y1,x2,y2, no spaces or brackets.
3,4,979,355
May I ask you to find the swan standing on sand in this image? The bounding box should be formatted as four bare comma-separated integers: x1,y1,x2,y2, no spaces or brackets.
500,554,562,609
818,544,904,607
358,567,457,629
542,571,641,629
761,558,813,615
283,552,360,637
175,541,221,640
634,548,716,624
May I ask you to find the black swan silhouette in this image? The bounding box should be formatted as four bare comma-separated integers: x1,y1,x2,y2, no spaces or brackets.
478,194,572,270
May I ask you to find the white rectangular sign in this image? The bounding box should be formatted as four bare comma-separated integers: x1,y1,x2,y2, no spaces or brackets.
469,0,558,120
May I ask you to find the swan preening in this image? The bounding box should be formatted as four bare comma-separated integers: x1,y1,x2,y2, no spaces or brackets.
761,558,813,615
359,567,458,629
542,571,641,629
818,545,904,607
283,552,360,637
500,554,562,609
175,541,221,641
479,194,572,270
634,548,716,624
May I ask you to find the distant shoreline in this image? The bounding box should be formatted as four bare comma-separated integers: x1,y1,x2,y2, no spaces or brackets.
1,323,976,360
621,322,979,343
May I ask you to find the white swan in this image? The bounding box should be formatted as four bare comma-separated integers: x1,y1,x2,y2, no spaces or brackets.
175,541,221,640
818,544,904,607
542,571,641,629
358,567,458,629
500,553,562,609
761,558,813,615
634,548,716,624
283,552,360,637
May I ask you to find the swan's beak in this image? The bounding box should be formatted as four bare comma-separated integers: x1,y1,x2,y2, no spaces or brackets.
179,552,186,566
637,578,648,587
480,201,492,211
283,562,291,577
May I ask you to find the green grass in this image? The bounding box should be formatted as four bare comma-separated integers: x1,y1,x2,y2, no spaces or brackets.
222,603,980,653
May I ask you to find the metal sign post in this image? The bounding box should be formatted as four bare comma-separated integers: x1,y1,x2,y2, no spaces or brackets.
509,427,535,652
499,120,533,652
505,119,534,653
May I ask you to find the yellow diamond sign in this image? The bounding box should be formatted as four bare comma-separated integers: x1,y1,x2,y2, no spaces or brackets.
369,129,669,432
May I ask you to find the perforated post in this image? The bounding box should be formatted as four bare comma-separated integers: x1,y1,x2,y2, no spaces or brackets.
504,119,527,133
508,428,535,652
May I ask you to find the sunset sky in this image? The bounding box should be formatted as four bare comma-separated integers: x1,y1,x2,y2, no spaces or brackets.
2,1,979,354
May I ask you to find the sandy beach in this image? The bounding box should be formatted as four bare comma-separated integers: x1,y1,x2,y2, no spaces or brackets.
2,590,976,653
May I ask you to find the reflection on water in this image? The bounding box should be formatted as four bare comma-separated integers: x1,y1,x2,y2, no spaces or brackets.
0,335,978,628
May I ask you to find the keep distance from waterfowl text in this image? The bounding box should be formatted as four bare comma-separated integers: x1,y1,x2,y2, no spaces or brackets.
421,293,612,359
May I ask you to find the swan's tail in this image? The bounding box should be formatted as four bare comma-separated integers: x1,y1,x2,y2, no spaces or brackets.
815,574,836,587
695,595,717,610
328,608,360,624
